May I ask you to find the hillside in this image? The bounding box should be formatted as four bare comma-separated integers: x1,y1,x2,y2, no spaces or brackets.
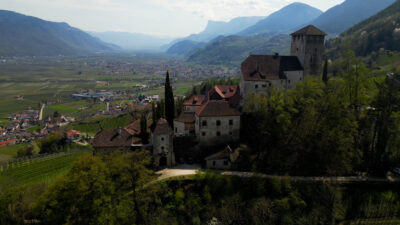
166,40,206,55
311,0,396,35
238,2,322,36
90,31,175,51
326,0,400,57
0,10,116,56
187,34,290,65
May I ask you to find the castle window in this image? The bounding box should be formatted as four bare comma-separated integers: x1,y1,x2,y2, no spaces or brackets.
161,146,165,151
202,132,206,137
175,128,177,133
202,120,207,127
262,84,267,88
296,48,299,52
213,161,216,166
224,161,229,166
288,80,291,84
216,132,221,136
269,83,272,87
161,137,164,141
216,120,221,126
229,132,233,136
255,84,258,89
229,120,233,125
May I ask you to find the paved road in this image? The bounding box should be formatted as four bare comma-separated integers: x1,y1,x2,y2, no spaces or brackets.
157,165,400,183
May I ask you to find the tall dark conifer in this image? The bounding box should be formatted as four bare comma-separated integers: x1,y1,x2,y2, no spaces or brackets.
322,58,329,85
140,113,149,144
164,71,175,128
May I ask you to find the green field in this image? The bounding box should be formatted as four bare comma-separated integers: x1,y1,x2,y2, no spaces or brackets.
0,144,27,163
0,151,89,187
0,56,202,119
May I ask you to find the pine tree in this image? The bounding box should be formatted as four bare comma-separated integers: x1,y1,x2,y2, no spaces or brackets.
164,71,175,128
322,58,329,85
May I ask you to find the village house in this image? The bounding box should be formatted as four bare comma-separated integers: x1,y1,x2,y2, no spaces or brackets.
195,100,241,146
205,145,240,170
92,128,142,154
173,112,195,137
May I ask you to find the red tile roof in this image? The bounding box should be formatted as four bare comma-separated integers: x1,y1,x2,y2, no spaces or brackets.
241,55,303,82
209,85,240,99
125,120,151,135
0,139,15,147
66,130,81,137
184,95,206,106
153,118,172,135
291,25,327,36
195,100,241,117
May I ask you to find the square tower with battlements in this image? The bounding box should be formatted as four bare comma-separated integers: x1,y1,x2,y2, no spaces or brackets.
290,25,327,76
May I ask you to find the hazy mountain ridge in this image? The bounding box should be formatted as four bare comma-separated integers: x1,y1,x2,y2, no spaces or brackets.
187,34,290,66
166,40,206,55
183,16,265,43
90,31,176,51
237,2,323,36
0,10,116,56
310,0,396,35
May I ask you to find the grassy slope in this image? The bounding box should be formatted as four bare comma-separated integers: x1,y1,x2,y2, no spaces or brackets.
0,144,27,163
0,151,89,187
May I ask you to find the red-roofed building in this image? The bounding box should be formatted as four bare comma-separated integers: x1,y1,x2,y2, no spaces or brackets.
183,95,206,112
208,85,241,107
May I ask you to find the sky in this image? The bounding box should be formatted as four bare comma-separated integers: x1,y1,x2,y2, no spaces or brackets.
1,0,345,37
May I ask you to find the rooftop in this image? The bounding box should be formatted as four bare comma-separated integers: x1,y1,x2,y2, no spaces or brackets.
184,95,206,106
195,100,241,117
291,25,327,36
153,118,172,135
241,55,303,82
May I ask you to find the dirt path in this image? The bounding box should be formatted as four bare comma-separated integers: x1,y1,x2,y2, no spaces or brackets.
156,166,400,183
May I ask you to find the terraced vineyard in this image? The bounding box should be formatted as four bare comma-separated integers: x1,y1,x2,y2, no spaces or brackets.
0,151,89,186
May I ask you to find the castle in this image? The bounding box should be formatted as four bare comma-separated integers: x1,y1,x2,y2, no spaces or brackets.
92,25,326,169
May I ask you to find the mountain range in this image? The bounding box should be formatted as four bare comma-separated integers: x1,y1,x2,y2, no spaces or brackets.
183,0,398,65
0,10,116,56
310,0,396,35
238,3,322,36
326,0,400,58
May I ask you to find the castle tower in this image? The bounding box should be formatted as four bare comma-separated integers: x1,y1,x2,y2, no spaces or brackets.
151,118,175,167
290,25,327,76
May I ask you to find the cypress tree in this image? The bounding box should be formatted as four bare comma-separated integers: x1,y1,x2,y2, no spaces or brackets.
164,71,175,128
322,58,329,85
140,113,149,144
